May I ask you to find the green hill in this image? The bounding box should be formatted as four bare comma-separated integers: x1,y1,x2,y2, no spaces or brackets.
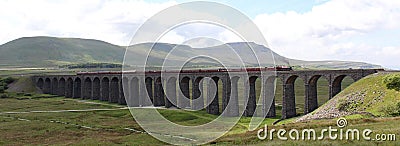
0,36,382,69
0,37,124,67
297,72,400,122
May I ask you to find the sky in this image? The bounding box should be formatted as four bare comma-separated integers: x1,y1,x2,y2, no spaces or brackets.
0,0,399,69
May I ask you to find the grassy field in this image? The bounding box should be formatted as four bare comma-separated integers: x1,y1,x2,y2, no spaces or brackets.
0,93,398,145
0,94,279,145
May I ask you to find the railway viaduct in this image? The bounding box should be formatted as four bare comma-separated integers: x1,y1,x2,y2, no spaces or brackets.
33,69,380,119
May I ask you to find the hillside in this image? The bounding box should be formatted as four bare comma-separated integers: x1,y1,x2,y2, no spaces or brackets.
0,36,382,69
0,37,124,67
296,72,400,122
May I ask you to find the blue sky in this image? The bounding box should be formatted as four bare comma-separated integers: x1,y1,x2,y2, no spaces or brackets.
0,0,399,69
148,0,325,17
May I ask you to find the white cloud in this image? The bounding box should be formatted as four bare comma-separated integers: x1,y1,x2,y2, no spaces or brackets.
158,30,185,44
0,0,261,46
0,0,177,45
159,23,243,47
253,0,400,69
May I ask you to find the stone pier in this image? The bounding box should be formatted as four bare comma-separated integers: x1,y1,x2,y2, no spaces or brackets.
33,69,380,119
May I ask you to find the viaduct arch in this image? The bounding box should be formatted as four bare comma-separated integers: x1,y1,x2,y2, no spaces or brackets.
33,69,380,119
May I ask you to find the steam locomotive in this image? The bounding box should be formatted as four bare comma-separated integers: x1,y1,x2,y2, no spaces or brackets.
77,66,293,75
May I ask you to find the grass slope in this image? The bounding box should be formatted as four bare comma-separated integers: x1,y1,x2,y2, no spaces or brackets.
336,73,400,116
297,72,400,122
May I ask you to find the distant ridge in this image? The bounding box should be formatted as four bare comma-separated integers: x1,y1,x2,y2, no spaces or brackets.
0,36,124,67
0,36,382,69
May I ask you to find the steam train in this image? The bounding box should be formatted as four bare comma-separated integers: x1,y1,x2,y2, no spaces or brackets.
77,66,293,75
220,66,292,72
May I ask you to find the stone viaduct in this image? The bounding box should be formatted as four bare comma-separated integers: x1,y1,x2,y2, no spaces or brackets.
33,69,380,119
